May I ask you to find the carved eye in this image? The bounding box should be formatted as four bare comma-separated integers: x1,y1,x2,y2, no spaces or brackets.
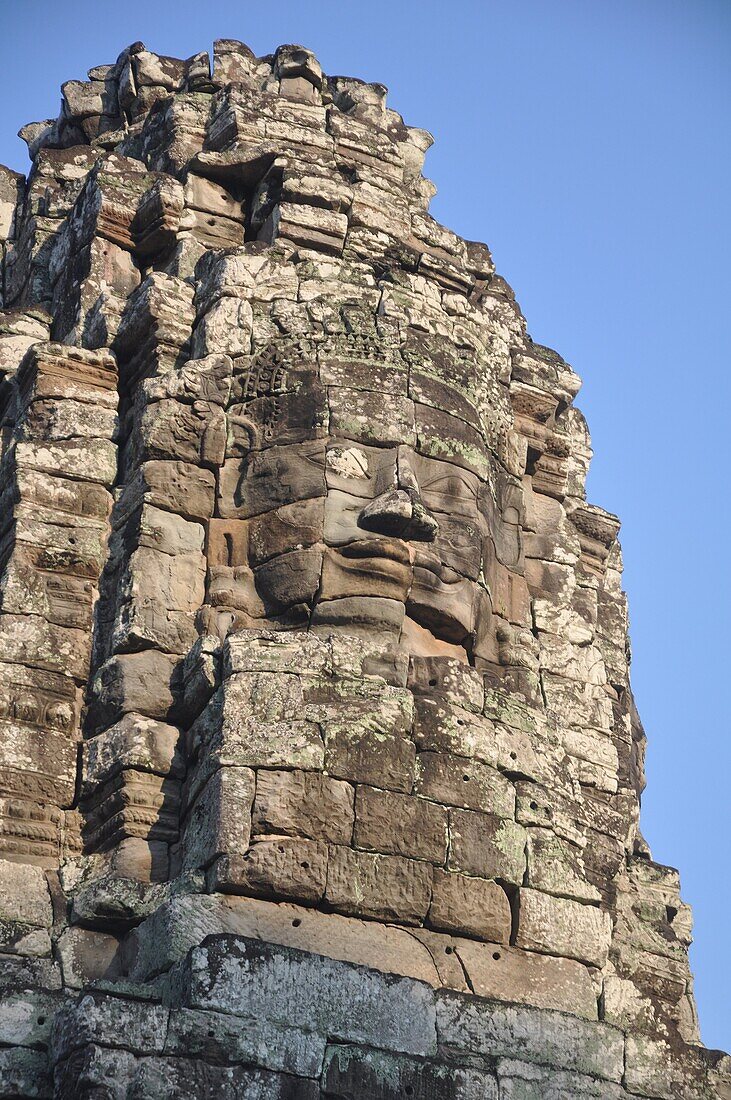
422,475,476,501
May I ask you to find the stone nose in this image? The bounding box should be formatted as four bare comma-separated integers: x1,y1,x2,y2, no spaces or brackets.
358,487,439,541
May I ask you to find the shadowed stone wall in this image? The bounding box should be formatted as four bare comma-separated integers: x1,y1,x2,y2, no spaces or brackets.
0,36,727,1099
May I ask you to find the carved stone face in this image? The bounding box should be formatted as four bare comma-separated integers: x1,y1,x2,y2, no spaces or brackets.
207,318,529,667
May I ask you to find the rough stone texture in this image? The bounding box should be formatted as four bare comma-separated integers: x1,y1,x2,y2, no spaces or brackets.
0,33,724,1098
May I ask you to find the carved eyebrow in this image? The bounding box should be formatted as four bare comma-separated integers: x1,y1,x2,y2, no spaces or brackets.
420,474,478,498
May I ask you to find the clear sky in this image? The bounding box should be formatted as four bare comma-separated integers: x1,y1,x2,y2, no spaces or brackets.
1,0,728,1049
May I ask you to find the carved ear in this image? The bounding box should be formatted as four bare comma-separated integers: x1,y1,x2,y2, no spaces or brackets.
225,411,261,453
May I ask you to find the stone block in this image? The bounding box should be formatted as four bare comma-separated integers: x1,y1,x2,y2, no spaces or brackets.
427,870,511,942
87,650,179,729
224,628,332,677
209,836,328,904
525,827,601,904
515,888,611,968
218,441,325,519
0,989,60,1049
353,786,447,863
328,387,416,448
448,809,526,886
125,893,444,988
14,439,117,485
188,675,325,789
318,684,415,792
254,546,323,613
51,993,169,1062
119,460,216,523
253,769,354,844
407,656,485,712
413,696,543,781
454,939,598,1020
56,926,121,988
135,1057,321,1098
436,991,624,1081
322,1044,498,1099
311,595,405,646
247,498,324,565
81,712,183,796
0,954,61,994
0,859,52,930
414,751,515,818
0,1047,52,1099
325,846,432,924
624,1034,710,1100
181,936,438,1057
165,1006,326,1078
0,613,91,680
497,1059,631,1099
183,766,255,871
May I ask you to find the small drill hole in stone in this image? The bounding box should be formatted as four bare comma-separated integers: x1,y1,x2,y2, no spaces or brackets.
462,774,470,782
278,845,285,853
428,678,438,687
456,719,464,726
492,952,501,960
37,1016,46,1025
445,946,453,954
292,918,301,927
510,752,517,760
208,1029,215,1038
208,217,215,225
529,800,538,810
405,1088,414,1097
300,861,310,869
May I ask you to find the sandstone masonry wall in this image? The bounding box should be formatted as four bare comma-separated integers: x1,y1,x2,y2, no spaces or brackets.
0,37,727,1099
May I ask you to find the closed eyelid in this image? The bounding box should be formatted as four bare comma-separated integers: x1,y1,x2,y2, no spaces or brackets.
420,475,477,499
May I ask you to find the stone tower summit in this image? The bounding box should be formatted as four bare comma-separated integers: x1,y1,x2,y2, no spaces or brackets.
0,37,726,1098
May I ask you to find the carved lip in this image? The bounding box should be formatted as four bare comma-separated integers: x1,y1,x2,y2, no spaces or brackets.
339,538,412,565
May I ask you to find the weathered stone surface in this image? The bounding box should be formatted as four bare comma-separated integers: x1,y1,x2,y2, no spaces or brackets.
51,992,169,1062
183,765,255,871
414,750,515,818
165,1006,326,1078
515,888,612,968
436,991,624,1081
496,1059,632,1099
182,936,438,1056
0,32,719,1100
0,1046,52,1099
253,769,354,845
87,650,179,728
325,846,432,924
448,808,526,885
125,893,445,987
81,712,183,796
209,836,328,904
0,989,60,1048
453,939,598,1020
353,786,447,863
427,870,511,942
322,1044,498,1099
0,860,53,956
56,926,121,988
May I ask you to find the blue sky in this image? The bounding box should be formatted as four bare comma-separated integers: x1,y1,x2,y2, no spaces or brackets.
1,0,729,1049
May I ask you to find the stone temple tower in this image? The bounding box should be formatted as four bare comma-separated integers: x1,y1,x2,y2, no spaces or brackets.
0,37,727,1099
